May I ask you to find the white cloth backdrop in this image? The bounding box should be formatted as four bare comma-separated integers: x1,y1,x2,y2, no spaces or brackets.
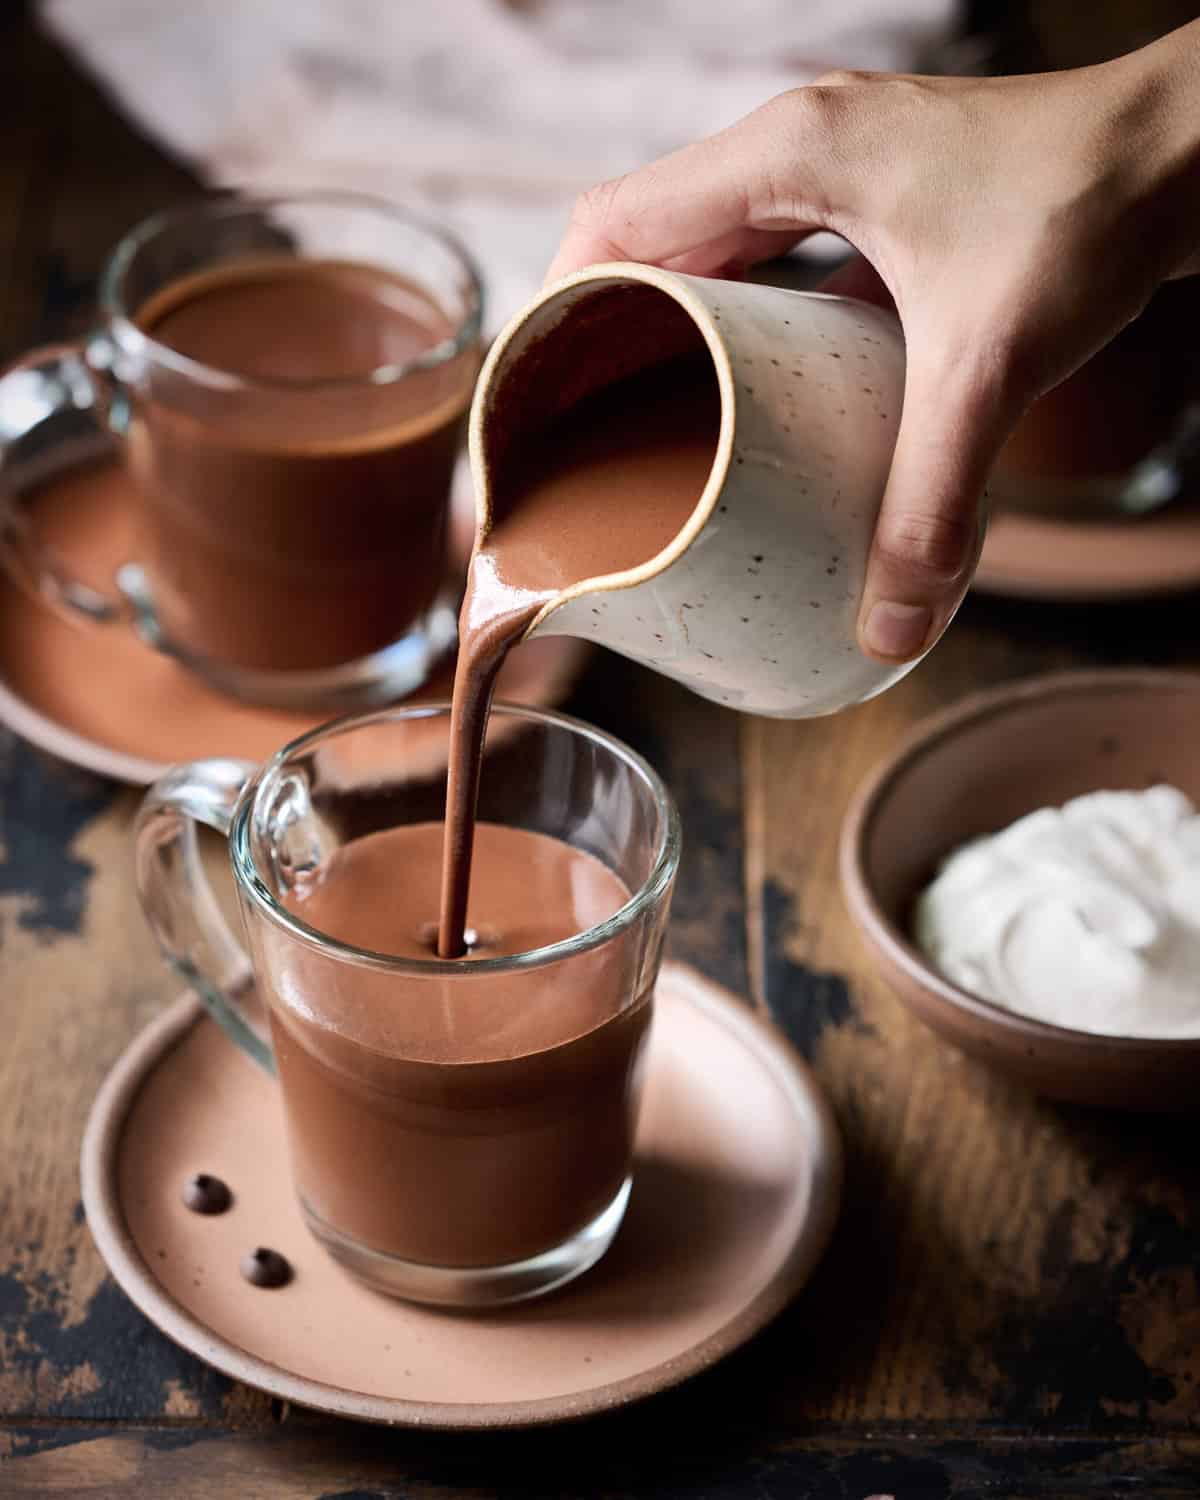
41,0,952,328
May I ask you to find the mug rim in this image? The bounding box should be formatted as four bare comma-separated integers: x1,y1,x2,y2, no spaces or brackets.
99,189,485,394
228,700,682,976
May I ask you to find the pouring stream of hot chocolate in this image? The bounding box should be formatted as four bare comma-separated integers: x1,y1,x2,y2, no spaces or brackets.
437,356,720,957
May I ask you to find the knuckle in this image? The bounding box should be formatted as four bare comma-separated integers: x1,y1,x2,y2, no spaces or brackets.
764,84,855,173
745,89,851,224
875,509,976,587
775,83,849,131
811,67,876,89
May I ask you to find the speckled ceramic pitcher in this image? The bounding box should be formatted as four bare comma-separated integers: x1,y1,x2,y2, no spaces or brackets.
470,262,924,718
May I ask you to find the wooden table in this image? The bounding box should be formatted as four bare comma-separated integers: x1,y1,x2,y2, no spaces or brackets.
3,10,1200,1496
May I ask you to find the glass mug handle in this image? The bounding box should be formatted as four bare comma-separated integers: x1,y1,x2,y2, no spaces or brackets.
134,757,273,1072
0,338,133,625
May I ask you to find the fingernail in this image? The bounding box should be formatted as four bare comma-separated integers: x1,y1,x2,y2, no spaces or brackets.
862,601,932,661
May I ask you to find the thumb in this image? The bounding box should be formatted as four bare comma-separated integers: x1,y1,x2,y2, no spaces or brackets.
857,350,1008,663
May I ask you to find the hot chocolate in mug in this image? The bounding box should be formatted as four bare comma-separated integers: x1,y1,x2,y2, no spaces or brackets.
469,262,943,718
134,703,678,1308
0,192,483,709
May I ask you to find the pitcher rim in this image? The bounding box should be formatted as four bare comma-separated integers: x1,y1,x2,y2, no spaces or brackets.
467,261,740,641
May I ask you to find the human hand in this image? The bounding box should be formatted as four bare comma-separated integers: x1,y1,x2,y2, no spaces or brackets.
547,23,1200,662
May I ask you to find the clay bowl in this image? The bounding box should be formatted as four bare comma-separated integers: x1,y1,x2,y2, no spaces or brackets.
839,669,1200,1112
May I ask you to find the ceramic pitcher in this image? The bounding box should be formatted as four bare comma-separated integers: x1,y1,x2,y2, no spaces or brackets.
470,262,929,718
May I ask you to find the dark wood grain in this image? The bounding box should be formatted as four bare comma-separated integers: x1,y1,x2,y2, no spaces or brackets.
564,649,749,996
4,4,1200,1495
4,1425,1200,1499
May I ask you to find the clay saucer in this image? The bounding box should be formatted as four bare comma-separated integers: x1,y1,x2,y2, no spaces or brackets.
974,495,1200,600
0,455,587,783
840,669,1200,1110
80,962,841,1429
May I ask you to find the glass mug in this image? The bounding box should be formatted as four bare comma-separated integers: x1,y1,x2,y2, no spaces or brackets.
0,192,483,708
134,704,679,1306
990,278,1200,518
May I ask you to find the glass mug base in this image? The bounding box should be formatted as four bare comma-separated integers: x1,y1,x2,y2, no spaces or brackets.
119,563,460,711
300,1176,633,1308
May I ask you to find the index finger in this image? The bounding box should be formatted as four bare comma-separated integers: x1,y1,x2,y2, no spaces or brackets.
545,90,847,282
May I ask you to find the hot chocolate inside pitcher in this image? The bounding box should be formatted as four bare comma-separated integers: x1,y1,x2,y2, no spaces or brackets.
461,264,917,722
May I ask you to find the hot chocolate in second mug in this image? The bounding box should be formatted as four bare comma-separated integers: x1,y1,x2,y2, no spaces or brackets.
0,192,482,710
472,262,938,716
134,703,677,1308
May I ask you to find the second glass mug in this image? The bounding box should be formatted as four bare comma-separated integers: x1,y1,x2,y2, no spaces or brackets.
989,277,1200,518
0,191,484,709
134,704,679,1306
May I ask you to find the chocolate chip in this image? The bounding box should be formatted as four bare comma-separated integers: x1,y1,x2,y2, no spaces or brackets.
240,1247,292,1289
182,1173,232,1215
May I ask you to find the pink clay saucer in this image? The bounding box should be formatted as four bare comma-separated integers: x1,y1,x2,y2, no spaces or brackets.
80,962,842,1429
0,452,586,783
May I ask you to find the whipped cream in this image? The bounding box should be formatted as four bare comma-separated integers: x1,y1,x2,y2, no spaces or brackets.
914,785,1200,1038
